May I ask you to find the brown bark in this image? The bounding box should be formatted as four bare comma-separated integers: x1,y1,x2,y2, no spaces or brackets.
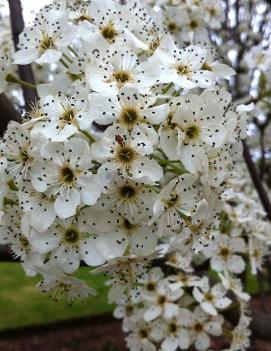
0,93,21,136
8,0,37,110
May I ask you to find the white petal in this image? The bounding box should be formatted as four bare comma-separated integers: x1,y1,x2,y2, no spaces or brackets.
54,188,80,219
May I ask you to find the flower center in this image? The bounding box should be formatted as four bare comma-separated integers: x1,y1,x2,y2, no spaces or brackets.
194,323,203,332
64,228,80,244
101,23,118,41
61,108,75,122
146,282,156,291
177,64,190,75
40,33,54,52
209,7,217,16
185,125,200,140
168,22,177,32
115,145,136,165
119,185,136,199
125,305,134,316
123,218,136,231
158,295,166,305
113,70,131,84
19,148,32,165
166,194,179,208
61,166,74,184
120,108,140,128
220,247,230,258
169,323,177,333
190,20,199,29
139,329,148,339
205,292,214,301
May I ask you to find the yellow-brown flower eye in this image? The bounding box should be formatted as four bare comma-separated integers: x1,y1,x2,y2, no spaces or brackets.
61,166,74,184
120,108,140,126
119,185,136,199
101,23,118,41
185,125,200,139
114,70,131,83
116,146,136,164
64,228,80,244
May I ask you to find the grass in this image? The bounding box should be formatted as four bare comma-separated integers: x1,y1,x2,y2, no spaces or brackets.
0,262,268,331
0,262,113,330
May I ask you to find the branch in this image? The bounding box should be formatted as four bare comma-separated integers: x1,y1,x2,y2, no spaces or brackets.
8,0,37,111
0,94,21,136
242,140,271,219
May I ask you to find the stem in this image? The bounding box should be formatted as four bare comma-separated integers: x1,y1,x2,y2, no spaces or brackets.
0,94,21,135
242,140,271,219
162,82,174,94
6,74,37,90
80,130,96,143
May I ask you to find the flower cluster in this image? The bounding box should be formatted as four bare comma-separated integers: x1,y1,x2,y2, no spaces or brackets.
0,0,270,350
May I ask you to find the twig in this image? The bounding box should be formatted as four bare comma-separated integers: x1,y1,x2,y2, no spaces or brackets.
242,140,271,219
0,94,21,136
8,0,37,111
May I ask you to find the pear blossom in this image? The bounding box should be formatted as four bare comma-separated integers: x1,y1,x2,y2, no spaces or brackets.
31,138,102,218
192,278,231,316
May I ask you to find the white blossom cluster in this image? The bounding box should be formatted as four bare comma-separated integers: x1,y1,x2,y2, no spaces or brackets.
0,0,269,350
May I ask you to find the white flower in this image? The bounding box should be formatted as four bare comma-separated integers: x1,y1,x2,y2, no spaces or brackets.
218,273,250,302
182,199,219,252
32,91,93,142
31,138,102,218
193,278,231,316
138,267,165,297
151,174,198,231
37,269,96,303
201,46,235,79
149,38,214,89
187,306,223,351
248,237,268,275
13,8,75,64
89,86,169,152
30,215,105,273
76,0,138,46
203,233,247,274
159,310,191,351
96,173,156,222
142,279,183,322
18,183,56,232
126,313,157,351
86,46,159,94
92,252,159,303
91,126,163,185
0,121,35,183
225,316,251,351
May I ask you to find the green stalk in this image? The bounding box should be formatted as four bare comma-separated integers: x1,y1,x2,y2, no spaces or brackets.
80,130,96,143
6,74,37,89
